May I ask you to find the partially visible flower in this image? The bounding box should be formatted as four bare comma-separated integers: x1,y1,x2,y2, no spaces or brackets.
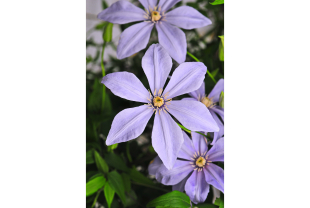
102,44,219,169
97,0,212,63
185,79,224,144
149,132,224,204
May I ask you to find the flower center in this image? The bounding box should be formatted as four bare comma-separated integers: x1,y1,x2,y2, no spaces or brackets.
151,11,161,21
195,156,206,167
201,96,214,108
153,96,164,107
145,88,171,115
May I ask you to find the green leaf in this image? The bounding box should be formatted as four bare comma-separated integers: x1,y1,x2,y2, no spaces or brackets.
146,191,191,208
104,182,115,208
86,150,94,164
210,0,224,5
86,175,106,197
211,68,220,78
214,198,221,206
198,203,219,208
220,200,224,208
219,91,224,108
104,152,129,172
129,168,154,186
94,150,109,174
219,42,224,61
95,22,108,30
103,23,113,42
219,35,224,48
107,143,118,152
121,173,131,193
108,171,126,205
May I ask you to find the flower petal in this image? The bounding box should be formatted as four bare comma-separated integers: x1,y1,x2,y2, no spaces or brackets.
178,131,195,160
106,105,153,145
142,44,172,93
117,22,154,59
192,132,208,154
207,137,224,162
165,6,212,29
156,21,186,64
152,111,184,169
212,106,224,121
210,110,224,144
168,100,219,132
204,163,224,193
158,0,181,12
148,156,163,175
97,0,146,24
139,0,157,9
102,72,149,103
185,170,210,204
163,62,207,99
172,173,191,192
208,78,224,103
156,159,193,185
189,81,205,100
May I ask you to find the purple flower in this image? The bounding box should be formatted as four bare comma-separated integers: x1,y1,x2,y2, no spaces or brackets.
101,44,219,169
97,0,212,63
185,79,224,144
149,131,224,204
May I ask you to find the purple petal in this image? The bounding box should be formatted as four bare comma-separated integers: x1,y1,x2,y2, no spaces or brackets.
97,0,146,24
208,78,224,103
212,106,224,121
106,105,153,145
152,112,184,169
163,62,207,98
117,22,154,59
142,44,172,93
102,72,149,103
158,0,181,12
148,156,163,175
156,22,186,64
210,110,224,144
192,132,208,154
156,160,193,185
207,137,224,162
172,173,191,192
188,81,205,100
178,131,196,160
168,100,219,132
204,163,224,193
139,0,157,9
165,6,212,30
185,171,210,204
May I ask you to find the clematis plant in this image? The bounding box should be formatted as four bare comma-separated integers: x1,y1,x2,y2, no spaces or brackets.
101,44,219,169
97,0,212,63
185,79,224,144
149,131,224,204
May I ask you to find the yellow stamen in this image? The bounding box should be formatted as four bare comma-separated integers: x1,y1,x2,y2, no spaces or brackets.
151,11,161,22
195,156,206,167
153,96,164,107
201,96,213,108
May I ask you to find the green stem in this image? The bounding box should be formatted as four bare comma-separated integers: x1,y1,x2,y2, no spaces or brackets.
177,122,212,143
91,189,102,208
187,51,216,83
101,42,106,112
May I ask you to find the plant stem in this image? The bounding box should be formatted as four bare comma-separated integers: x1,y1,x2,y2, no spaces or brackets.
91,189,102,208
101,42,106,112
187,51,217,83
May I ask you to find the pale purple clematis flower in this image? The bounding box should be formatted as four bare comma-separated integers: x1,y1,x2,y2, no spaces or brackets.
97,0,212,63
185,79,224,144
101,44,219,169
149,132,224,204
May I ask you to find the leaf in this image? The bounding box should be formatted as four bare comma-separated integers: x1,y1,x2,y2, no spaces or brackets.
211,68,219,78
129,168,154,186
219,42,224,61
107,143,118,152
219,91,224,108
104,152,129,172
146,191,191,208
121,173,131,193
210,0,224,5
86,175,106,197
94,150,109,173
219,35,224,48
220,200,224,208
108,171,126,205
95,22,108,30
214,198,221,206
198,203,219,208
104,182,115,208
104,23,113,42
86,150,94,164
